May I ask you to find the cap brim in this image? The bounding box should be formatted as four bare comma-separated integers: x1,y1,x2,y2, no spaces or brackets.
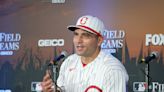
67,25,80,31
67,25,102,37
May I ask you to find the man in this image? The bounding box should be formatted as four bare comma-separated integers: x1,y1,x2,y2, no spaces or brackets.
42,15,129,92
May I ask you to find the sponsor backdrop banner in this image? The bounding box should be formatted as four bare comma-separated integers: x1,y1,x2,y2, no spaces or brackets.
0,0,163,92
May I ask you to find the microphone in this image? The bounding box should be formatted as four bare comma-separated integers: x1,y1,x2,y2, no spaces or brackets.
48,51,68,66
140,51,159,64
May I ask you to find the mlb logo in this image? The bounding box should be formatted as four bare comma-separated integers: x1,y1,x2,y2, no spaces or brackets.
31,82,43,92
133,82,147,92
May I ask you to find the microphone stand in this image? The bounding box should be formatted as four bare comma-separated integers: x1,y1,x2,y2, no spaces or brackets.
53,62,59,92
145,63,150,92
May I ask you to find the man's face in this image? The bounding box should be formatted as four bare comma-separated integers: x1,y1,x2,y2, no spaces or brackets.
73,29,102,57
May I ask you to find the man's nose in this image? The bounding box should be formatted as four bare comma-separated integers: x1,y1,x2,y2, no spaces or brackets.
76,35,83,43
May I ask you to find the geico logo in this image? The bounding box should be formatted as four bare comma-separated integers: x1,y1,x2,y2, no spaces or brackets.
38,39,64,47
145,34,164,46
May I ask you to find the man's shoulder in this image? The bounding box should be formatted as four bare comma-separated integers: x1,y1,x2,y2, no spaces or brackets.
99,51,121,64
99,51,125,70
62,54,79,65
66,53,79,60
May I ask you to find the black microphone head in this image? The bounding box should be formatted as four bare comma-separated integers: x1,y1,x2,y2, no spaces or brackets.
150,51,159,59
61,51,68,57
145,51,159,63
48,51,68,66
140,51,159,64
53,50,68,63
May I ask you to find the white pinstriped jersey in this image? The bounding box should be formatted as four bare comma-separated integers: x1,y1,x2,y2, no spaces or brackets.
57,50,129,92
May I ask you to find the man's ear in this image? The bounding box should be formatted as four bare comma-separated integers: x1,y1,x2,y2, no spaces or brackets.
97,36,103,46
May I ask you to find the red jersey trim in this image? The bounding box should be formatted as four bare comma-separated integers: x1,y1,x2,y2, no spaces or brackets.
84,85,102,92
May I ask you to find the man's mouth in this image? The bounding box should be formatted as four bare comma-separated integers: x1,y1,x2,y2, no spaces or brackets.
76,45,84,51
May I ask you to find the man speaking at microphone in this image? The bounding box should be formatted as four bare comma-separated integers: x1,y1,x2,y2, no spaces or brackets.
41,15,129,92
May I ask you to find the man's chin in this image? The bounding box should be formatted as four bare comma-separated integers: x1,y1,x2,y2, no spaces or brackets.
76,53,83,56
75,51,84,56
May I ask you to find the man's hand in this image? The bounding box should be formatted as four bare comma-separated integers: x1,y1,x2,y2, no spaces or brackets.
41,70,55,92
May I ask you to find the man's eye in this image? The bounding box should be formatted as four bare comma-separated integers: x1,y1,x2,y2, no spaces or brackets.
83,33,96,38
83,33,91,37
74,32,78,36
